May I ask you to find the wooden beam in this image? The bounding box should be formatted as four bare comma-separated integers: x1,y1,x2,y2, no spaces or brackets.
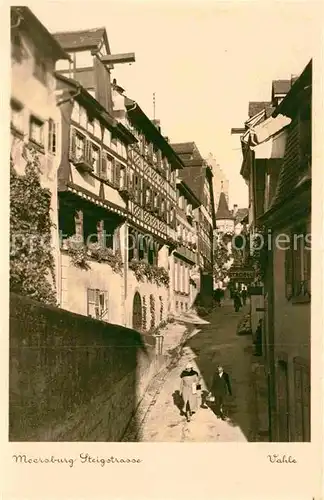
231,127,245,134
101,53,135,65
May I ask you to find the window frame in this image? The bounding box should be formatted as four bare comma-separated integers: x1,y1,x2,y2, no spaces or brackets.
48,118,57,155
29,115,45,148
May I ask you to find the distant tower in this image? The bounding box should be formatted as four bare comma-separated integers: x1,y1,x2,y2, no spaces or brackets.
206,154,230,210
215,191,235,235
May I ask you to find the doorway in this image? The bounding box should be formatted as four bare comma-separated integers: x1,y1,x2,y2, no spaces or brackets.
132,291,142,331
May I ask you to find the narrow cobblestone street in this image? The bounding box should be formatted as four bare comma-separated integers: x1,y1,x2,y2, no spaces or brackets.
133,301,258,442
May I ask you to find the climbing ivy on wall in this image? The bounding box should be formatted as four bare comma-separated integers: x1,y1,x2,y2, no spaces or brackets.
149,294,155,330
10,147,57,305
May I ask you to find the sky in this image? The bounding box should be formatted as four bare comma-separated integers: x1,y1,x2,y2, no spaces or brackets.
27,0,320,208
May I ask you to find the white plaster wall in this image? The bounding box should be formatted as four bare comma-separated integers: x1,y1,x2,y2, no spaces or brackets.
11,32,62,301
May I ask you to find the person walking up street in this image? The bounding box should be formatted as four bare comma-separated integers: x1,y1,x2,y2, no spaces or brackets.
233,291,242,312
179,363,200,422
209,365,232,420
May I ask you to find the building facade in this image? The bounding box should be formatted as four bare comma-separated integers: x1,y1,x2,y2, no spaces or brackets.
54,27,184,331
10,7,70,301
239,61,311,441
172,142,216,305
171,179,201,314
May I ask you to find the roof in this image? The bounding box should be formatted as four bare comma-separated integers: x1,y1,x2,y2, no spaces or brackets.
53,27,107,51
272,60,312,119
125,98,184,168
248,101,272,118
234,208,248,223
11,7,70,61
215,192,234,220
171,142,204,163
272,79,291,96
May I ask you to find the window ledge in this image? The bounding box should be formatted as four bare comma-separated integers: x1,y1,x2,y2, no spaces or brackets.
11,125,24,140
291,295,311,304
29,139,45,153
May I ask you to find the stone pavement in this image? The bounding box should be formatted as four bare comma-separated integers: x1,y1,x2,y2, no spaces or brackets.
128,301,261,442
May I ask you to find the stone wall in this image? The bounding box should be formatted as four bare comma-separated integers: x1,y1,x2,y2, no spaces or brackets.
9,293,161,442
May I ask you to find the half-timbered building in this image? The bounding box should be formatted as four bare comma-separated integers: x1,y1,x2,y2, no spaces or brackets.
171,142,216,306
54,27,181,330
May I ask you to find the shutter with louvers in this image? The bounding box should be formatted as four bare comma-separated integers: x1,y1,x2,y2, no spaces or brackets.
101,153,107,180
69,128,76,160
85,139,91,165
114,160,121,188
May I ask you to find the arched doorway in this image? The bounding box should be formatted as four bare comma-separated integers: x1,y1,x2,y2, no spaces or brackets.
132,292,142,331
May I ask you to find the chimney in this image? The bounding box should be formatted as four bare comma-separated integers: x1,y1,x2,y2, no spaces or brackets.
152,119,161,132
233,204,238,216
111,78,126,117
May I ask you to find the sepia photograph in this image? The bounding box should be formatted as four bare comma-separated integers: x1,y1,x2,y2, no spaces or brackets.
9,0,315,448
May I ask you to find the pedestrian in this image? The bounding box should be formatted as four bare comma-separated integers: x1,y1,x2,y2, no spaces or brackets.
254,319,263,356
214,288,221,307
179,363,200,422
209,365,232,420
242,288,247,306
233,291,241,312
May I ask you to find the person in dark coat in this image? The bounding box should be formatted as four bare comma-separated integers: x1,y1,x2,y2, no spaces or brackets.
233,291,242,312
210,365,232,419
180,363,200,422
242,288,247,306
254,319,263,356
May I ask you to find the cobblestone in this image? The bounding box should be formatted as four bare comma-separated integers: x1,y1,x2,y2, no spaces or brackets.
124,301,265,442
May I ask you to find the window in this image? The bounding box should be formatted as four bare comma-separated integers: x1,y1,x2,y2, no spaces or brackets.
100,152,108,180
29,116,44,147
11,99,24,133
87,289,108,321
90,143,100,173
34,53,47,84
48,119,56,155
75,132,86,160
285,226,311,299
106,155,114,183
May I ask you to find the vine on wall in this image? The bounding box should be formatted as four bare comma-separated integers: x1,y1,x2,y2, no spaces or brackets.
10,147,57,305
142,295,147,331
149,294,155,330
129,259,170,287
159,295,163,322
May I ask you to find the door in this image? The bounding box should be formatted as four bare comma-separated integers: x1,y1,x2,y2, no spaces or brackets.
277,360,290,441
132,292,142,331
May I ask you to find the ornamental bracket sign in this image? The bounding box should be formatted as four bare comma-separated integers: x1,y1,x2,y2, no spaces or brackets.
228,266,255,281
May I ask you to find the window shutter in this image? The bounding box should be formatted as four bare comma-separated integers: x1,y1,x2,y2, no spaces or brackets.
87,288,96,317
101,153,107,179
69,128,76,160
285,244,293,299
114,160,121,188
